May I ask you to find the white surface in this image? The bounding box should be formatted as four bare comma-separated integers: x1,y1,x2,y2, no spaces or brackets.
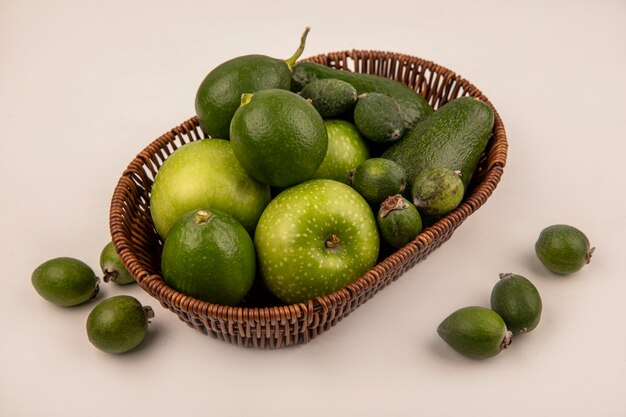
1,1,625,416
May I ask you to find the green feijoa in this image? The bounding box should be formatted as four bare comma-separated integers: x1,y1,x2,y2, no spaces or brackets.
491,273,542,334
437,306,512,360
161,209,256,306
411,167,464,218
100,242,135,285
354,93,406,142
535,224,595,275
299,79,358,118
377,195,423,248
86,295,154,354
350,158,407,206
32,257,99,307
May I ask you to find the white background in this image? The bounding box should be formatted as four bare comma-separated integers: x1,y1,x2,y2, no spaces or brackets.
2,1,625,416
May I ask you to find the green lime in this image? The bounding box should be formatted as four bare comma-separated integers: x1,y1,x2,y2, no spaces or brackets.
100,242,135,285
411,166,464,218
535,224,594,275
377,195,423,248
311,120,370,183
350,158,407,205
32,257,99,307
86,295,154,354
230,89,328,187
161,209,256,305
490,273,542,334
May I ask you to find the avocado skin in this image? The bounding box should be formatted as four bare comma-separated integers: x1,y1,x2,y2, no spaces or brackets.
195,55,292,139
292,62,433,129
382,96,494,189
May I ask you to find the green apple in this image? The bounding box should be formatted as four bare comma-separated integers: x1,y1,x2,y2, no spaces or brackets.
150,139,271,237
311,120,370,184
255,179,380,304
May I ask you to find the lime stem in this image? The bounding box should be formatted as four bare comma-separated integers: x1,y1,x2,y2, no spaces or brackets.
240,93,254,107
284,27,311,70
194,210,213,225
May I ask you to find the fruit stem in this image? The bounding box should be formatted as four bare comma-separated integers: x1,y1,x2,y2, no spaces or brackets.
498,272,513,280
380,194,408,218
194,210,213,225
325,234,341,249
143,306,155,320
586,246,596,264
240,93,254,107
284,27,311,70
90,278,100,300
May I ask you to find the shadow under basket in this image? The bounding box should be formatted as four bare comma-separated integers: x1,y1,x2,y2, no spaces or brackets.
109,50,508,349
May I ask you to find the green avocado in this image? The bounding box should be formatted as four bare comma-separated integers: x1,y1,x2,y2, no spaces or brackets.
382,96,494,190
292,61,433,129
195,28,310,139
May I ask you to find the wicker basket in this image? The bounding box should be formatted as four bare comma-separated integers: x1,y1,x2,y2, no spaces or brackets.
109,50,508,349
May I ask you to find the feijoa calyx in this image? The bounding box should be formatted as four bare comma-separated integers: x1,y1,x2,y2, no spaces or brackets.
86,295,154,354
32,257,99,306
377,195,422,249
535,224,595,275
100,241,134,285
412,166,464,218
437,306,512,359
491,273,542,334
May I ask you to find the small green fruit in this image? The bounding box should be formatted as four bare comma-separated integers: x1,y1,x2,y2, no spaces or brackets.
377,195,422,248
100,242,135,285
535,224,594,275
354,93,405,142
350,158,407,206
490,273,542,334
437,306,512,359
32,257,99,307
299,78,358,118
86,295,154,354
161,209,256,306
412,167,464,218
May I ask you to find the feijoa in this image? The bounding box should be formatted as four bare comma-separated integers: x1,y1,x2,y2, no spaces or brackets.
31,257,99,306
535,224,595,275
437,306,512,359
161,209,256,306
299,78,358,118
490,273,542,334
411,167,464,218
354,93,405,142
99,242,134,285
350,158,407,205
377,195,422,248
86,295,154,354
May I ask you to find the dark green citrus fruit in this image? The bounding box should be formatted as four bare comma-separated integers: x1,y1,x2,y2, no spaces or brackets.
411,167,464,218
230,89,328,187
299,78,357,118
535,224,594,275
311,120,369,183
437,306,512,360
350,158,407,205
195,28,309,139
161,209,256,306
490,273,542,334
377,195,422,248
354,93,405,142
32,257,99,307
100,242,134,285
86,295,154,354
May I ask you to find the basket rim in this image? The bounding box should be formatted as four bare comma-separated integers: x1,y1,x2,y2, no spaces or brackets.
109,50,508,326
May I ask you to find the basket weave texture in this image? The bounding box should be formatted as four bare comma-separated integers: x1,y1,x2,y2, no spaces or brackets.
110,50,508,349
